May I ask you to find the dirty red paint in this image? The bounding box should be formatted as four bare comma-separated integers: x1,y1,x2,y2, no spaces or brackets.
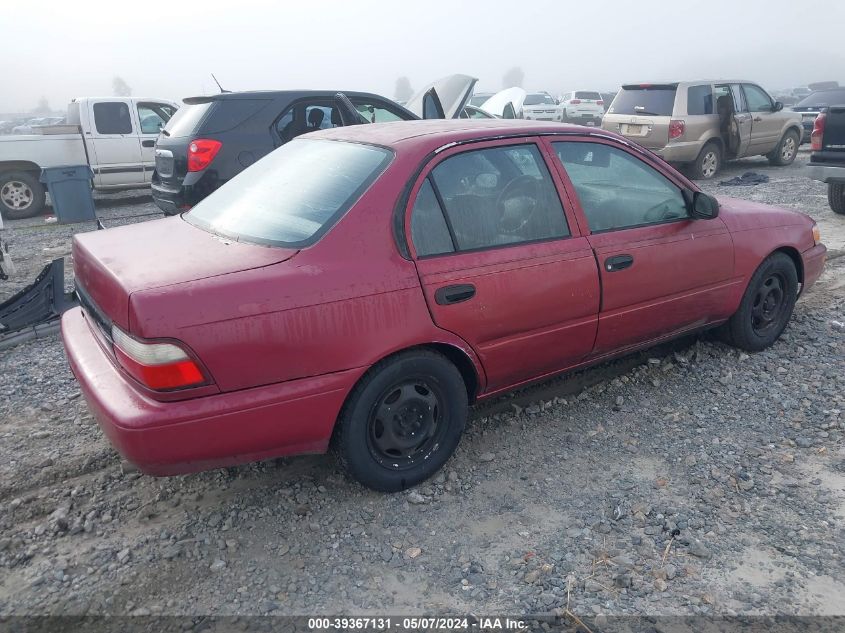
61,120,826,476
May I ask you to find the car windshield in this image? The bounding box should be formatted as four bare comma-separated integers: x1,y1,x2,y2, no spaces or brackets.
610,86,677,116
575,91,602,100
797,89,845,107
185,139,392,247
468,94,492,107
524,94,554,105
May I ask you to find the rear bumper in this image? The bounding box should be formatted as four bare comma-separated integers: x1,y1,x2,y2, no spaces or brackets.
151,181,189,215
653,142,704,164
802,243,827,294
807,163,845,184
61,307,362,475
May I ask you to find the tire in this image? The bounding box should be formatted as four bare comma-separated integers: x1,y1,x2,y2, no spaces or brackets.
689,142,722,180
767,129,799,166
723,252,798,352
0,170,46,220
828,183,845,215
334,350,468,492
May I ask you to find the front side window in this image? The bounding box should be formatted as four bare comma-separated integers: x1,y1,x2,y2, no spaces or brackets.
743,84,774,112
93,102,132,134
553,142,688,232
186,139,392,247
274,101,339,144
423,144,569,252
352,100,405,123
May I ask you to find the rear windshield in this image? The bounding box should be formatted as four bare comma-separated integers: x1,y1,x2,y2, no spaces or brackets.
797,89,845,107
575,91,601,100
163,102,212,137
524,94,555,105
609,86,677,116
185,139,393,247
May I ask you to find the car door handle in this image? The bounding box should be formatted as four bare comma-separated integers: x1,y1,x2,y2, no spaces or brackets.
142,140,155,147
435,284,476,305
605,254,634,272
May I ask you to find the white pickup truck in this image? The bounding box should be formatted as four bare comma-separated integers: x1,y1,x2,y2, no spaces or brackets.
0,97,177,219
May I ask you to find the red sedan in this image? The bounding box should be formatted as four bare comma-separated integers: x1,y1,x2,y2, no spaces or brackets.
61,120,826,491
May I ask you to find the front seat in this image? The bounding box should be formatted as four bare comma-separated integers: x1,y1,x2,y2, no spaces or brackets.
307,108,325,131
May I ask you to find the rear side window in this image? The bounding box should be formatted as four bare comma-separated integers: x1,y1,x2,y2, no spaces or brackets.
163,102,212,137
185,139,392,247
687,84,714,115
199,99,271,134
610,86,677,116
796,89,845,107
93,102,132,134
423,144,569,253
575,91,601,100
410,180,454,257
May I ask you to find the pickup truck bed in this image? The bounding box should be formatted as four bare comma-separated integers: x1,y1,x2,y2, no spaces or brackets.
808,104,845,215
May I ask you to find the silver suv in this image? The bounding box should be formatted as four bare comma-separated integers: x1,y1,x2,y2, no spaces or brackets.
602,81,803,179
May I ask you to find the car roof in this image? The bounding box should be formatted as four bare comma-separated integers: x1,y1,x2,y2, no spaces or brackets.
620,80,757,88
182,90,389,104
308,119,614,151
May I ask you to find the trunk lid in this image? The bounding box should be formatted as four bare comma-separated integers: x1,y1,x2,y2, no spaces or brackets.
73,216,296,330
404,74,478,119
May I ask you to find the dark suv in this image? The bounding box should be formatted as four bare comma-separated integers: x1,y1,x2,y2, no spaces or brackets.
152,76,477,214
151,91,413,213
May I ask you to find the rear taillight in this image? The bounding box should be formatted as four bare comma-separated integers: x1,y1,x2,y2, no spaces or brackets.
111,326,207,391
597,100,604,106
669,119,686,139
570,99,581,105
811,113,826,151
187,139,222,172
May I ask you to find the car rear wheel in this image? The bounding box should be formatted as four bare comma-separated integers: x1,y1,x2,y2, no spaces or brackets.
767,130,799,166
828,183,845,215
334,350,467,492
690,142,722,180
0,171,46,220
723,252,798,352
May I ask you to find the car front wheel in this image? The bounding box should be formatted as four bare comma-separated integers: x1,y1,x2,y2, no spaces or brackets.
0,171,46,220
334,350,468,492
767,130,799,166
723,252,798,352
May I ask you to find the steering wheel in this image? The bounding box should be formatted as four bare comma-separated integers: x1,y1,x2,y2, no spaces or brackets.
496,175,539,234
643,197,681,222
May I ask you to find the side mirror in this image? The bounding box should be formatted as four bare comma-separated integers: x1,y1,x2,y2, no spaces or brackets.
690,191,719,219
774,101,784,112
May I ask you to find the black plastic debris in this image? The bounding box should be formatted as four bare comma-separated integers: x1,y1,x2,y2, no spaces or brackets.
0,258,77,339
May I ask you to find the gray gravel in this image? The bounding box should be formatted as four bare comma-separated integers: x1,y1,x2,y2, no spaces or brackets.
0,152,843,618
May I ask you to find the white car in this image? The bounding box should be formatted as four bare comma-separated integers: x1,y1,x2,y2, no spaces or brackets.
559,90,605,125
521,92,563,121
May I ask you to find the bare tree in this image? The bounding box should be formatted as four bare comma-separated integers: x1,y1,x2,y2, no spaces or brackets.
502,67,525,89
112,76,132,97
394,76,414,102
32,97,51,114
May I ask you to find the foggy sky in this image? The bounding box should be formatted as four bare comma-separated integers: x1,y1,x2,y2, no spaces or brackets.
2,0,843,113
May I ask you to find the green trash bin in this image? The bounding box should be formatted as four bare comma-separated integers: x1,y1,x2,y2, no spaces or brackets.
40,165,97,224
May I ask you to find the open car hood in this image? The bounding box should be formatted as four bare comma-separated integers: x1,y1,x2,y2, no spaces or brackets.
481,88,527,119
404,74,478,119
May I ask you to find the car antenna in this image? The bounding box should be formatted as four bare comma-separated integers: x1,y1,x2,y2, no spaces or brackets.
211,74,231,94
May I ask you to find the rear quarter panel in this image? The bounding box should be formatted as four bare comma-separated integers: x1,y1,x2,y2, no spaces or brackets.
129,152,485,393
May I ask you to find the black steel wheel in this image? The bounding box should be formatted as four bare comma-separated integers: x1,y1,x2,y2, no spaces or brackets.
724,252,798,351
335,350,468,492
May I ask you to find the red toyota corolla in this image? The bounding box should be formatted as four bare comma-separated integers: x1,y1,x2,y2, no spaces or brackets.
62,119,826,491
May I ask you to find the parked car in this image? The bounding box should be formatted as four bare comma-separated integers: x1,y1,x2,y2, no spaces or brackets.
478,88,526,119
467,92,495,107
792,87,812,100
521,92,562,121
807,81,838,92
807,106,845,214
0,98,176,219
152,75,477,214
792,88,845,143
559,90,605,125
62,119,826,491
603,81,803,179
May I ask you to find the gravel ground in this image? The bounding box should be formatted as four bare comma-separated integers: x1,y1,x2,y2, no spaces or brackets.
0,151,843,620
